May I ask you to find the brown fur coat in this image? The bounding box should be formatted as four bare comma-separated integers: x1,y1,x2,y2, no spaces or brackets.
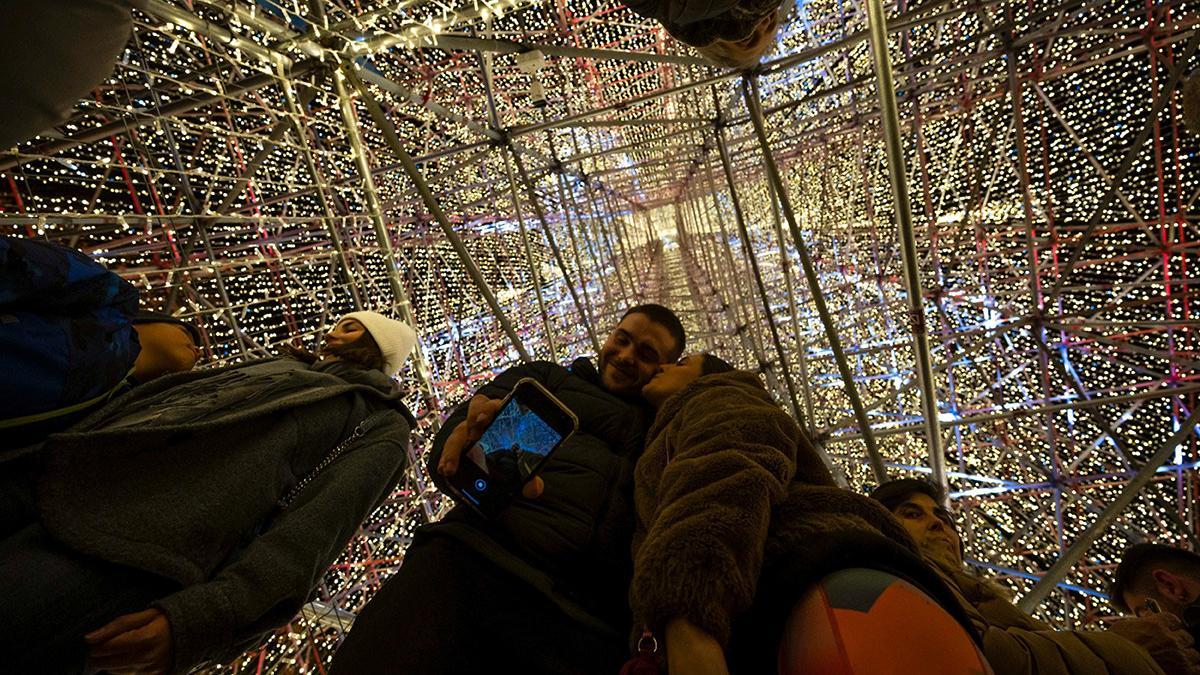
630,371,918,647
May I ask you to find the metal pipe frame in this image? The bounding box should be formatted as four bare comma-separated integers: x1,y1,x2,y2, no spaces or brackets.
6,0,1199,655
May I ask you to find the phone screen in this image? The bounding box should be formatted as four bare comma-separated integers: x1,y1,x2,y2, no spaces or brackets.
450,380,575,515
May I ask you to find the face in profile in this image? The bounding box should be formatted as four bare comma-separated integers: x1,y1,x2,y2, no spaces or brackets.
642,354,706,408
890,492,962,571
1123,570,1200,618
598,313,678,396
321,318,367,356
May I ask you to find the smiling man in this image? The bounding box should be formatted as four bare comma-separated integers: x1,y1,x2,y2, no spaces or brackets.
331,304,685,675
871,479,1198,675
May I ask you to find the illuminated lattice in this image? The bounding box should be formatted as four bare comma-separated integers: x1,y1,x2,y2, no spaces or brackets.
2,0,1198,669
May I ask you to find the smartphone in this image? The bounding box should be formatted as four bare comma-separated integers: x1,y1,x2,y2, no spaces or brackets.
447,378,578,518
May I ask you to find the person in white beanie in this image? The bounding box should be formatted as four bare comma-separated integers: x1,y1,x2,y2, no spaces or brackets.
1,312,420,674
284,312,418,379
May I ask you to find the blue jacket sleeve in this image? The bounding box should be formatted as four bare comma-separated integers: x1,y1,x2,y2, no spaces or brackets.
0,237,140,444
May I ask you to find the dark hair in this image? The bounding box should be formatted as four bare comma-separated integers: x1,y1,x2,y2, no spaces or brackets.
132,311,201,344
282,329,385,372
868,478,947,512
1111,543,1200,613
700,353,735,376
623,304,686,361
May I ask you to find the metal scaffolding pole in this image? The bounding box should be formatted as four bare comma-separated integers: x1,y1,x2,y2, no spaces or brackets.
740,78,889,484
860,2,947,491
339,64,531,364
552,171,600,338
502,152,560,361
506,149,603,354
765,174,818,436
333,68,470,405
1017,403,1200,612
699,155,773,370
277,63,364,312
714,125,809,432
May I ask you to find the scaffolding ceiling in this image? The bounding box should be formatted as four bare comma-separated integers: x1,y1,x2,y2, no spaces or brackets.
2,0,1199,669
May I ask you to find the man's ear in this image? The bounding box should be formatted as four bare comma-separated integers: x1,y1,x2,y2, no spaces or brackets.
1152,569,1188,602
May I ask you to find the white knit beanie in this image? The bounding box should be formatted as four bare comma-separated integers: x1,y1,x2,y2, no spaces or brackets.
340,311,418,377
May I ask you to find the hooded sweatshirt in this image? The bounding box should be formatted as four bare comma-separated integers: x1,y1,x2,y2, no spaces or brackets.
35,357,414,673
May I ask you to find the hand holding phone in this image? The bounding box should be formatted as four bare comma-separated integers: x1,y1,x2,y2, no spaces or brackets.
440,379,577,517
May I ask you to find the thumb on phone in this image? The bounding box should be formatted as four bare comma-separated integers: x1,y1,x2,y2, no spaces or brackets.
438,395,501,477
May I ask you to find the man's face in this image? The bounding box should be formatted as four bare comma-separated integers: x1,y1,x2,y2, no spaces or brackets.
891,492,962,570
597,312,677,396
1123,570,1200,617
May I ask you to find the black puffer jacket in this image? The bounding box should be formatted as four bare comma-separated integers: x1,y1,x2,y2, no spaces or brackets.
37,357,414,673
426,357,650,637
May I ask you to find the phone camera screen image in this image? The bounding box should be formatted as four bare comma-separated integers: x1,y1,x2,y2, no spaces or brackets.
450,379,578,516
464,398,563,491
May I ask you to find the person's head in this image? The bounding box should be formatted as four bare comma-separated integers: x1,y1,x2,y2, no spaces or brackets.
287,311,417,377
1112,543,1200,617
130,312,201,381
870,479,962,571
597,304,686,396
642,352,736,408
695,11,781,69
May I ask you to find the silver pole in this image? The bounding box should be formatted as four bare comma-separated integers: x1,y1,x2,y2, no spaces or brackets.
860,2,946,493
276,62,364,311
740,78,889,485
502,152,560,361
337,65,531,366
1017,403,1200,612
507,149,604,354
332,69,440,404
713,126,809,433
553,171,600,341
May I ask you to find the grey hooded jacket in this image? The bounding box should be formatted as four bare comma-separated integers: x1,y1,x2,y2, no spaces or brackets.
36,357,414,673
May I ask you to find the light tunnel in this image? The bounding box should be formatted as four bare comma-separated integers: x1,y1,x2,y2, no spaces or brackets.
2,0,1198,669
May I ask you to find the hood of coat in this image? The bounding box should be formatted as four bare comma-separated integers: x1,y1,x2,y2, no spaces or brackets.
647,370,770,442
310,358,415,425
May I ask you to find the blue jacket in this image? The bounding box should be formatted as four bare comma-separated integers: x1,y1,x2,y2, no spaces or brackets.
0,236,140,451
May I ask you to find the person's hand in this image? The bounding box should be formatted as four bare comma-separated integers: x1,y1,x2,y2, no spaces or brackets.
664,618,729,675
84,608,173,675
437,394,543,499
1109,612,1200,674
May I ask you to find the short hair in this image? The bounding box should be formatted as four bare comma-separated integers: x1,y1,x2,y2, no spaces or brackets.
132,311,201,344
700,353,735,376
622,304,686,361
869,478,946,513
1111,543,1200,613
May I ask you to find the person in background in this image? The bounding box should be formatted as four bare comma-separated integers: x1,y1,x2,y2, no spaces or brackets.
871,478,1200,675
0,236,201,452
623,0,786,68
1112,543,1200,643
332,304,686,674
0,312,417,675
630,354,981,674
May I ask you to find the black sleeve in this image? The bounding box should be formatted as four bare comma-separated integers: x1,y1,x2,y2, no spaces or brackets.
426,361,554,494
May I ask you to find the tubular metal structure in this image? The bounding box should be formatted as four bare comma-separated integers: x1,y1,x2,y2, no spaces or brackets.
2,0,1198,668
